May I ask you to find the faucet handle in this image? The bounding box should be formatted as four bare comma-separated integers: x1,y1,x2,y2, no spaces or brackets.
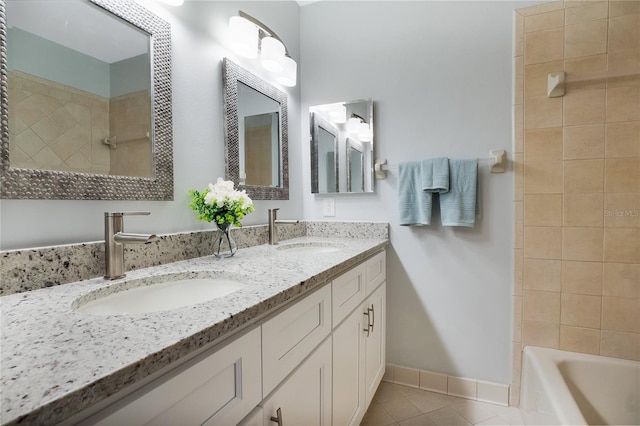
105,211,151,217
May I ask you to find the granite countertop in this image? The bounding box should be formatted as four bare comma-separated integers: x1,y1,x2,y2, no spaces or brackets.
0,236,387,425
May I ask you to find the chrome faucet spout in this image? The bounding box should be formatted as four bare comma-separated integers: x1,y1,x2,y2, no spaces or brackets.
113,232,158,244
268,209,299,245
104,212,156,280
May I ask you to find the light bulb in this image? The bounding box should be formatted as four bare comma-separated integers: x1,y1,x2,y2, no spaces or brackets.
346,117,361,133
260,37,285,72
276,56,297,87
358,122,371,141
229,16,258,58
329,105,347,123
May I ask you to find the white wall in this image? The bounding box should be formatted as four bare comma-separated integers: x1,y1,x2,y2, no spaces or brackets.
0,1,301,250
2,0,546,386
300,1,539,384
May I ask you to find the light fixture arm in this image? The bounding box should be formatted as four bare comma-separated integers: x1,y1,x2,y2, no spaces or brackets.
350,113,367,123
238,10,291,57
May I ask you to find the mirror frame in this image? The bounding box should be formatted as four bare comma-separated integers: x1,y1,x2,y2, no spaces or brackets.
310,112,339,194
0,0,173,200
222,58,289,200
346,138,365,193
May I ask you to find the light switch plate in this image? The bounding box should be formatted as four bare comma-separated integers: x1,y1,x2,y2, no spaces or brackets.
323,198,335,217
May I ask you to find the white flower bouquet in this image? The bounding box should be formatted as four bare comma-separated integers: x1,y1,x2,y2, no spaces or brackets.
189,178,254,227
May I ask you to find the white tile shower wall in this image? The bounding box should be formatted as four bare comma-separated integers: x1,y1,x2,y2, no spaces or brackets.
384,364,510,406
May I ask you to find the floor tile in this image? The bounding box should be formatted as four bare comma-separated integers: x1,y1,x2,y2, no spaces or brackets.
397,413,438,425
451,400,499,423
380,398,424,422
423,406,472,425
361,401,397,426
405,391,447,413
375,382,410,403
363,383,524,426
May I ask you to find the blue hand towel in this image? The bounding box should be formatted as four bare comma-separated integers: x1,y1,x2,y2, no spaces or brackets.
421,157,449,193
398,161,432,226
440,159,478,227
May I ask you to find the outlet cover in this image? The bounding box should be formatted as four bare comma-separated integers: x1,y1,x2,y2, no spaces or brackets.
323,198,335,217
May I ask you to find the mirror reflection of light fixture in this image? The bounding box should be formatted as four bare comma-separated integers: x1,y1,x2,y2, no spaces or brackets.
329,104,347,123
228,11,297,87
347,113,371,141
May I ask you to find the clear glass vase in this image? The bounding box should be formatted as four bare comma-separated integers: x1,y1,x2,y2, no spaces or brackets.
212,223,237,258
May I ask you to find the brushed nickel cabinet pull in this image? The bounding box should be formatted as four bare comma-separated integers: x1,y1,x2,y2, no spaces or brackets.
270,407,283,426
363,310,370,336
367,303,376,333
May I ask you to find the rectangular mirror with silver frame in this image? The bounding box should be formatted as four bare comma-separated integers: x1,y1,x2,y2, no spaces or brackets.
309,99,373,194
222,58,288,200
1,0,173,200
310,112,338,194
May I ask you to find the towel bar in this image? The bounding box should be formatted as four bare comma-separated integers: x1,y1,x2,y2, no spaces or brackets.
375,150,507,179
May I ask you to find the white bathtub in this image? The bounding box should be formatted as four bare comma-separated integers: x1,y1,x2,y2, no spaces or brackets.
520,346,639,425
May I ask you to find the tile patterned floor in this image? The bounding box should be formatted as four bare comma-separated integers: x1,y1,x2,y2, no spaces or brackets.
361,382,524,426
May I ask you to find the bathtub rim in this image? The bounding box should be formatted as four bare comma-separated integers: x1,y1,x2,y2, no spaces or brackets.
521,346,588,425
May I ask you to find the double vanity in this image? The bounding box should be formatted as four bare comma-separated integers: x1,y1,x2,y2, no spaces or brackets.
1,0,387,423
1,231,388,425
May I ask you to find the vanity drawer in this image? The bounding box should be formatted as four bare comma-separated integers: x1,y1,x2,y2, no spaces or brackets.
85,326,262,426
262,284,331,397
366,251,386,295
332,263,366,326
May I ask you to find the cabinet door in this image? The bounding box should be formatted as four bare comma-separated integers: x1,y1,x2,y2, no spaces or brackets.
332,305,366,426
262,338,332,426
364,282,386,406
332,263,366,326
365,251,386,296
237,406,263,426
86,326,262,426
262,285,331,396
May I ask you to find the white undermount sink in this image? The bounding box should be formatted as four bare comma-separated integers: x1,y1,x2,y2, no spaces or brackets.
276,242,344,255
74,274,246,315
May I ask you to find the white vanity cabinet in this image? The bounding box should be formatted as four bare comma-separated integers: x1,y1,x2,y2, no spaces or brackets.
261,284,332,397
80,326,262,426
261,337,333,426
364,281,386,406
332,251,386,426
73,249,386,426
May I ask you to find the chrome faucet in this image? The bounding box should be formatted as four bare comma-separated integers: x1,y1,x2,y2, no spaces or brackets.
104,212,158,280
268,208,299,245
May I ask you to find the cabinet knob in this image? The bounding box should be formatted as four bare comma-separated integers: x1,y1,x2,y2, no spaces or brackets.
270,407,283,426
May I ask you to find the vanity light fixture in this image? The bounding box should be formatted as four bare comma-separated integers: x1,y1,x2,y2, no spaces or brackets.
329,104,347,123
229,11,297,87
347,113,371,141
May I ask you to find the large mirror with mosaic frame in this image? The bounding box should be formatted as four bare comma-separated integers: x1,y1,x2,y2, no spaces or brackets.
0,0,173,200
222,58,289,200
